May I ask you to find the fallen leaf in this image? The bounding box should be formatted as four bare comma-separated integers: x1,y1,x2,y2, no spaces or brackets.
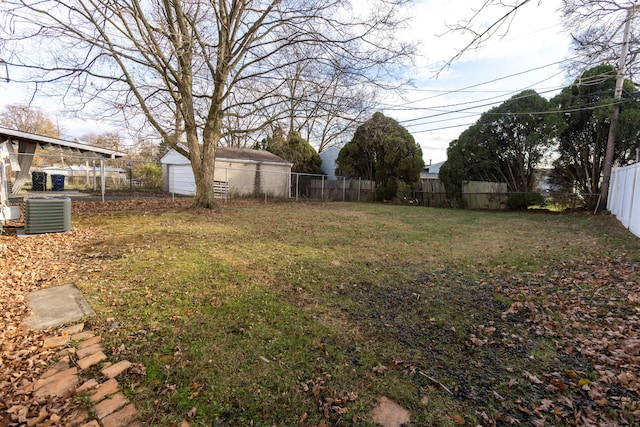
531,418,545,427
450,413,465,425
578,378,591,386
549,378,567,391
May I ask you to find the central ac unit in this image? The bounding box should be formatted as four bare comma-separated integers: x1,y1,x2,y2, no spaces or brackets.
25,197,72,234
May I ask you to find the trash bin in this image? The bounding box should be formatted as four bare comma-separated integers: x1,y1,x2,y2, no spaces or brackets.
51,174,65,191
32,172,47,191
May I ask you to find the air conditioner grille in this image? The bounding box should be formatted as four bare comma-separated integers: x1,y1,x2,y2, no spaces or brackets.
25,197,72,234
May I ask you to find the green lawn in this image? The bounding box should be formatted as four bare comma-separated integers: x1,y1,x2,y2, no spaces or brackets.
72,200,640,426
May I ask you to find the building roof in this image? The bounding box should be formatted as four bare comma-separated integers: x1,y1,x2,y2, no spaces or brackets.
216,146,289,164
162,145,292,167
0,127,127,159
420,161,446,179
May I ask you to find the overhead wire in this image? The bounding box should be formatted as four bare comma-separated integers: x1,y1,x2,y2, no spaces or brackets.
384,68,623,131
406,99,629,134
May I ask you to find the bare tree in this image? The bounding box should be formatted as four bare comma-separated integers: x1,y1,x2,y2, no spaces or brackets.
82,132,125,152
439,0,537,72
0,104,60,137
268,43,380,152
564,1,640,79
444,1,640,77
2,0,414,207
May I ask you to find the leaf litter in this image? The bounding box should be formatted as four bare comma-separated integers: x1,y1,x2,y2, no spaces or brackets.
2,199,640,426
0,197,188,425
0,226,106,425
336,254,640,425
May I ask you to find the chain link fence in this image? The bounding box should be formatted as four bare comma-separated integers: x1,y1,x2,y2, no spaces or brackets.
3,152,161,196
3,151,377,202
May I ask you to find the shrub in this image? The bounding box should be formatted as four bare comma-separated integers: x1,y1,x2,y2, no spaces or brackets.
137,163,162,188
507,192,545,210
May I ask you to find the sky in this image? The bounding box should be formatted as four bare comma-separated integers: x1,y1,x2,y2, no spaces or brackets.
0,0,574,163
384,0,574,164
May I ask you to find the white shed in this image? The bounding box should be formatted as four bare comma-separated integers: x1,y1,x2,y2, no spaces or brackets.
161,147,293,198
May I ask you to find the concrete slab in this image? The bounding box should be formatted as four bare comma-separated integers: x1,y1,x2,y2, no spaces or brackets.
24,284,95,330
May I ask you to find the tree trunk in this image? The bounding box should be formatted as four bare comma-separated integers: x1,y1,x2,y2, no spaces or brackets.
193,140,219,209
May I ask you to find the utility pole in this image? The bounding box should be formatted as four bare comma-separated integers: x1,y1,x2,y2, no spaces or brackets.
599,5,636,213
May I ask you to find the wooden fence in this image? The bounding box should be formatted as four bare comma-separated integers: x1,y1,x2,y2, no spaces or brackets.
413,179,509,209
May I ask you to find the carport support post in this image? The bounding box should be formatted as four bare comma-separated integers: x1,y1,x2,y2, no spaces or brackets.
92,160,97,191
100,159,105,202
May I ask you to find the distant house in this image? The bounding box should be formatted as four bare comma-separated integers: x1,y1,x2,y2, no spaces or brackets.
41,165,128,185
420,161,445,180
534,169,556,196
161,147,293,198
319,146,340,180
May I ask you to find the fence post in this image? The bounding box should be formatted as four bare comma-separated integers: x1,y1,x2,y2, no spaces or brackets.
343,176,346,201
358,178,361,201
100,159,105,202
92,160,97,191
627,165,637,229
296,173,299,201
321,175,324,202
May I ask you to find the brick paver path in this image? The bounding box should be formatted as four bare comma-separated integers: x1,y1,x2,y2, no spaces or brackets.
36,323,142,427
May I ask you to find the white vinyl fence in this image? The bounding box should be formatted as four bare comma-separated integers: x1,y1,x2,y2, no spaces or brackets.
608,163,640,238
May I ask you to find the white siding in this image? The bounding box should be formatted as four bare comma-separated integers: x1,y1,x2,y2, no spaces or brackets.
319,146,340,180
168,164,196,195
162,149,291,198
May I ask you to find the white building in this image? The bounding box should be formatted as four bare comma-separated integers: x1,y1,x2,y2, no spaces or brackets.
319,146,340,180
161,147,293,198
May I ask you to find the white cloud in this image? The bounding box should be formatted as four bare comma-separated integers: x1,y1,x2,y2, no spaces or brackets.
384,0,573,163
1,0,573,163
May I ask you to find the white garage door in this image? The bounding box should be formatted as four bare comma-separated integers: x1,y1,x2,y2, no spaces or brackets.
169,164,196,195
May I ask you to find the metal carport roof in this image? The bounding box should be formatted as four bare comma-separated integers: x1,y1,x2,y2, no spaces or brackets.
0,127,127,159
0,126,128,197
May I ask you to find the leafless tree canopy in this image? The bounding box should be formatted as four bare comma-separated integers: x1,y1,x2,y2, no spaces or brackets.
1,0,414,207
563,0,640,81
0,104,60,137
440,0,537,72
444,1,640,79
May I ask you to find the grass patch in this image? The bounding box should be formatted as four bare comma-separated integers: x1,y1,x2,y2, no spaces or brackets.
70,201,640,426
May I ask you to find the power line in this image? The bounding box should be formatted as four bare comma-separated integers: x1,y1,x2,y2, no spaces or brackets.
405,99,628,133
385,68,616,116
389,59,572,109
390,70,625,130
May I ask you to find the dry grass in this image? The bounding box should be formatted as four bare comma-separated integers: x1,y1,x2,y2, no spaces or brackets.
22,199,640,426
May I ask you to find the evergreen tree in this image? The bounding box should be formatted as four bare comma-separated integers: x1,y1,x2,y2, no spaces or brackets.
255,127,322,174
336,112,424,200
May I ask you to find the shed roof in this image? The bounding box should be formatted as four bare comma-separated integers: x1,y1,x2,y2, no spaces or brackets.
162,146,292,167
217,146,288,163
